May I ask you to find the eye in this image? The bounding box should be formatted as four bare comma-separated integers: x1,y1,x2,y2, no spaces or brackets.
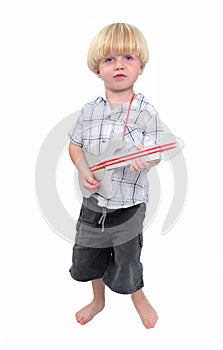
124,55,134,61
104,57,114,63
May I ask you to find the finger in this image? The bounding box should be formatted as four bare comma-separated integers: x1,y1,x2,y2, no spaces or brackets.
130,159,149,172
140,160,151,168
135,159,145,170
130,160,142,172
84,182,99,194
87,173,99,185
82,176,99,190
136,144,144,150
130,164,137,172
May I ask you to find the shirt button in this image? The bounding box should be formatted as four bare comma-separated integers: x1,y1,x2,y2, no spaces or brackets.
106,115,111,119
102,139,106,143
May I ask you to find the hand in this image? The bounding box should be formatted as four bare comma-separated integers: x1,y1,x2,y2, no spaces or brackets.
130,158,151,172
130,144,148,172
130,144,160,172
81,172,99,194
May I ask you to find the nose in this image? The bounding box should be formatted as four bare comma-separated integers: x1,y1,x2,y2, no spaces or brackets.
114,56,124,70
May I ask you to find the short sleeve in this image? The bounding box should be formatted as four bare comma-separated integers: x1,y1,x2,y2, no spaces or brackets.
68,109,84,147
142,109,162,160
141,103,163,142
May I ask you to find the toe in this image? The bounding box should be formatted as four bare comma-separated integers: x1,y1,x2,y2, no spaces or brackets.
145,322,155,329
75,312,83,323
79,318,87,325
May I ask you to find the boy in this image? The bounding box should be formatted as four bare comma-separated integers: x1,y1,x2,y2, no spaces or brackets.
68,23,162,329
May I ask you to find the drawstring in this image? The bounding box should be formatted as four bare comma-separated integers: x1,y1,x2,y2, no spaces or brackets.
98,207,107,232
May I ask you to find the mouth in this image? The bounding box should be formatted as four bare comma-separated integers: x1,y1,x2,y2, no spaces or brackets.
113,74,127,79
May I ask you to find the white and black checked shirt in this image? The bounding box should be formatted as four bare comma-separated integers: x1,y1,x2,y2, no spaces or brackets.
69,93,163,209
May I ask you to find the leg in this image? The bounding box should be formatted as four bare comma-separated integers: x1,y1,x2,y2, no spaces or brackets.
75,278,105,325
131,288,158,329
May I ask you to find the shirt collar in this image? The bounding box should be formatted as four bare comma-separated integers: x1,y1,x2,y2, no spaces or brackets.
99,92,148,111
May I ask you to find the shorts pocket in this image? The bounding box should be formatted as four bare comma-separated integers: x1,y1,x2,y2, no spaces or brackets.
138,233,143,248
76,219,81,232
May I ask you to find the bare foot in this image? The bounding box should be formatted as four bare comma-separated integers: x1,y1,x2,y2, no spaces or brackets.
132,290,158,329
75,300,105,325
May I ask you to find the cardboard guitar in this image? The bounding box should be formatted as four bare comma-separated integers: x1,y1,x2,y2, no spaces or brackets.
80,136,183,199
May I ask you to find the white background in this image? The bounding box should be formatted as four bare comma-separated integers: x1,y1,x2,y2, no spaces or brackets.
1,0,223,349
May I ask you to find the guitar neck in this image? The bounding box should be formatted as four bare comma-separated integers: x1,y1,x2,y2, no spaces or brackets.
89,142,176,173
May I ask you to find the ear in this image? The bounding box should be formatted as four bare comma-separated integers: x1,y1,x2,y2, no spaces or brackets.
96,70,102,79
139,65,145,75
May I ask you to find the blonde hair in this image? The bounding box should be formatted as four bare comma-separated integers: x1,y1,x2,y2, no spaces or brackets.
87,23,149,73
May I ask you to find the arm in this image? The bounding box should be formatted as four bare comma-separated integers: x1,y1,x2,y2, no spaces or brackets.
69,142,99,193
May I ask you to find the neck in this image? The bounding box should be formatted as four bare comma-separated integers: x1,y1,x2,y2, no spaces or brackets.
106,89,135,109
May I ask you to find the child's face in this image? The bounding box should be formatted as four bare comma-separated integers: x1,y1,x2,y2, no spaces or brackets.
97,53,144,92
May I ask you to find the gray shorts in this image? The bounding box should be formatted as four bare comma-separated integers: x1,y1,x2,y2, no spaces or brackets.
69,199,146,294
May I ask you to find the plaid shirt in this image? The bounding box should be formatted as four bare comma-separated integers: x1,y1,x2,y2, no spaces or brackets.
69,93,163,209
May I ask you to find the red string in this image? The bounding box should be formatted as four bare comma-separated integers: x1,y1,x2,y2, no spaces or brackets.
122,93,135,140
90,142,176,172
